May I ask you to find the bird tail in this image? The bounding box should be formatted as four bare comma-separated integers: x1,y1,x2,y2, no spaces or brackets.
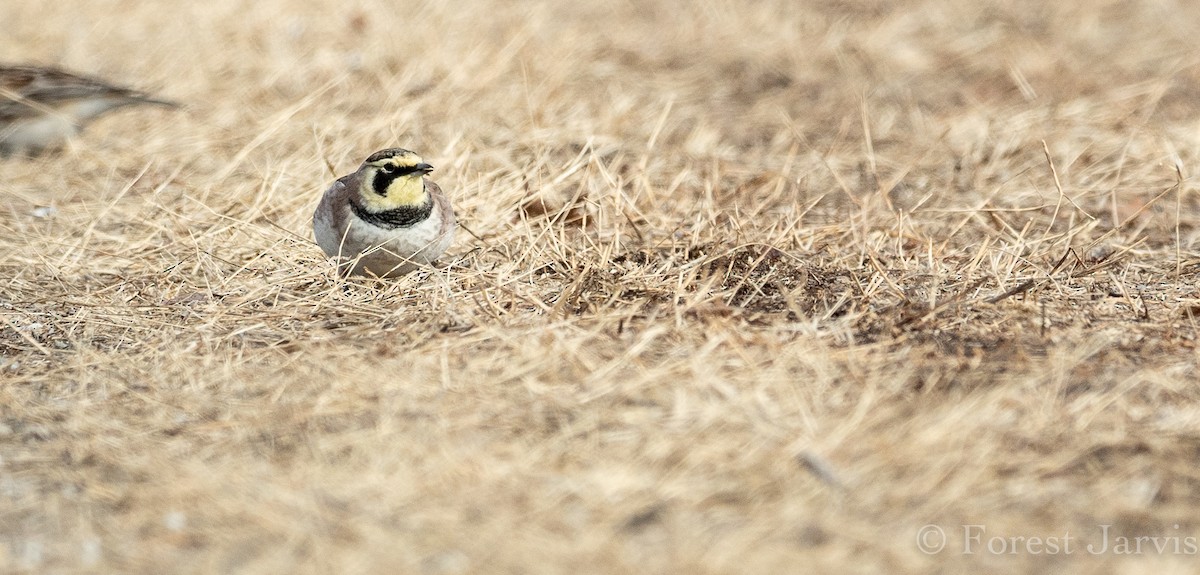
126,92,182,109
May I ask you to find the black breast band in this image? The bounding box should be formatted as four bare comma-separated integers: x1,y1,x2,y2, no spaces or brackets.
350,199,433,229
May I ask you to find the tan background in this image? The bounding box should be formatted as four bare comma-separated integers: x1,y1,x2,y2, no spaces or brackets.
2,0,1200,573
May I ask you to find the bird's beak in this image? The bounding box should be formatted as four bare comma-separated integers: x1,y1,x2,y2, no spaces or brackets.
415,163,434,174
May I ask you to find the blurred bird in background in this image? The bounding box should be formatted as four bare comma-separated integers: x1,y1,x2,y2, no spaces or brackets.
0,64,178,156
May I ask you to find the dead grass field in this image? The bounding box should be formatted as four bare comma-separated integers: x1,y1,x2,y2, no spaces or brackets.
3,0,1200,573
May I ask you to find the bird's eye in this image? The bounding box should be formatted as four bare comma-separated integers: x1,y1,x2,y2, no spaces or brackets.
380,164,397,174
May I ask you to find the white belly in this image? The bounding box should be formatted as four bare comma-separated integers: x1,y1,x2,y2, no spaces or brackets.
314,203,454,278
0,115,76,154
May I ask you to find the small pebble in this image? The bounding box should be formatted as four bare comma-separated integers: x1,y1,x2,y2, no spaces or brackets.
163,511,187,532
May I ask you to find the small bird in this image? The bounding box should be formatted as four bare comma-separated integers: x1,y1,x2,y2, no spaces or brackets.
0,64,178,156
313,148,457,278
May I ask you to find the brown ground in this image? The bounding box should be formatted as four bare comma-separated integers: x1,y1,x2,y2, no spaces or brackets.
3,0,1200,573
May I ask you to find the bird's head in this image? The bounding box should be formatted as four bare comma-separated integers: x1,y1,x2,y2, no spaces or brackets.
354,148,434,211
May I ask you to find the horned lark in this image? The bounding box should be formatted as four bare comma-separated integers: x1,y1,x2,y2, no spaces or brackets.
0,64,178,156
313,148,456,278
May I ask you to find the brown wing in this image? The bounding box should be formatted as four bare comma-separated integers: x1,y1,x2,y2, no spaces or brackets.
427,180,457,231
313,172,360,255
0,65,177,122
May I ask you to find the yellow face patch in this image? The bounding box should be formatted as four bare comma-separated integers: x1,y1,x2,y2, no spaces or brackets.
355,151,433,212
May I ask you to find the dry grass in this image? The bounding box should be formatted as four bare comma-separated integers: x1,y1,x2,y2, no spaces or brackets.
3,0,1200,573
